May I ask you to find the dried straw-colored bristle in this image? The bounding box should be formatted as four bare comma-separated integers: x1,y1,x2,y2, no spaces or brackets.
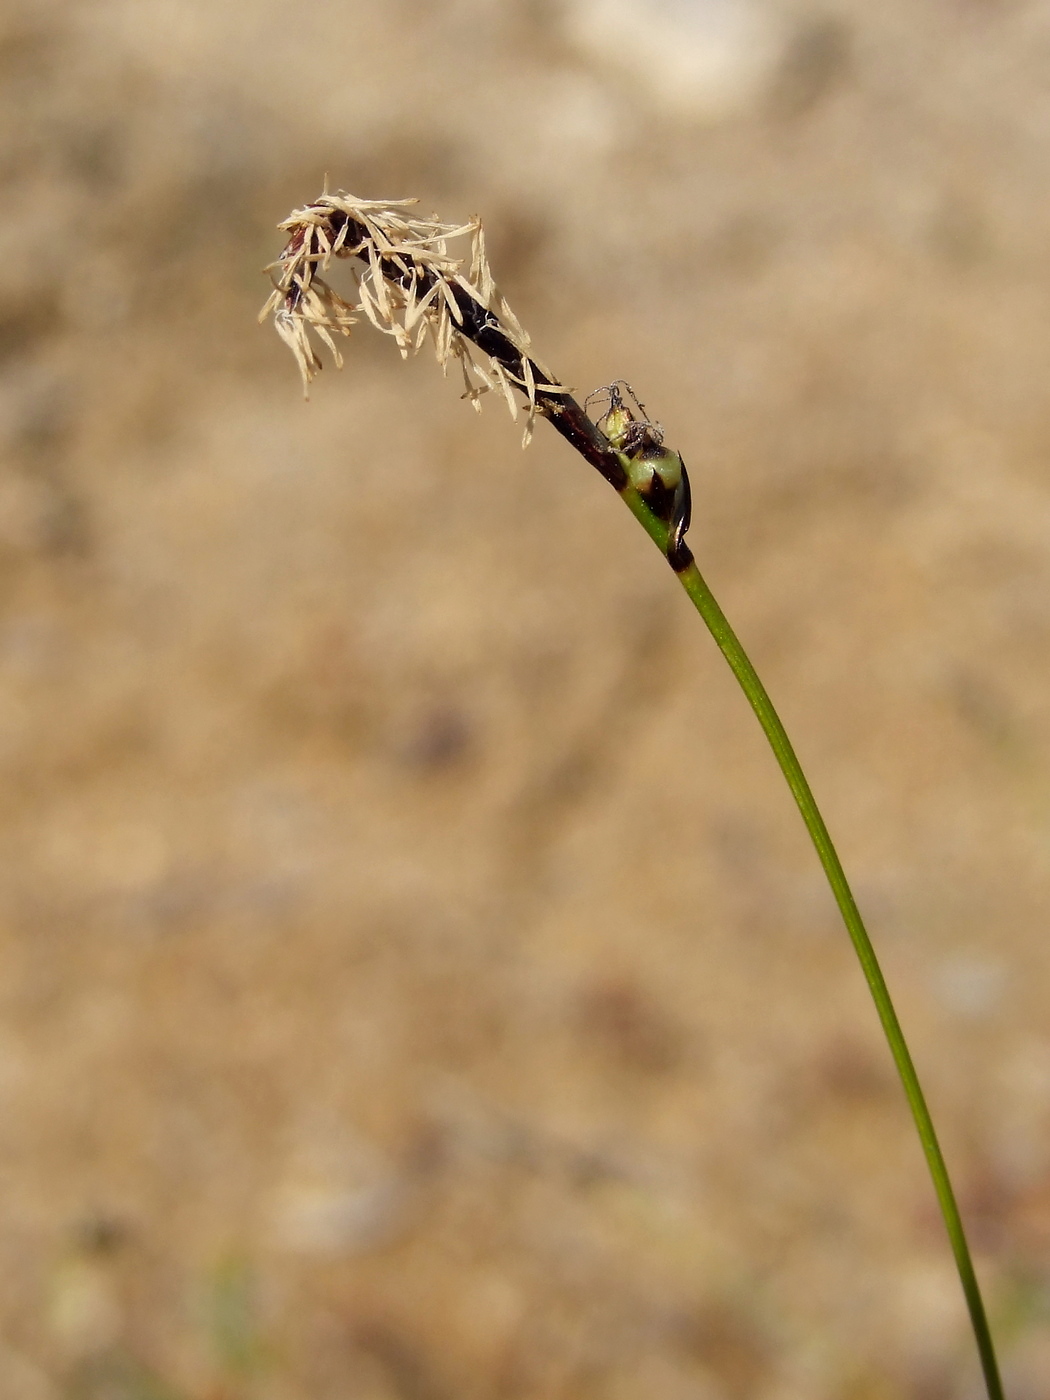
261,191,562,445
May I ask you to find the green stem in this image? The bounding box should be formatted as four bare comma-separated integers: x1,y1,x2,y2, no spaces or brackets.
620,486,1004,1400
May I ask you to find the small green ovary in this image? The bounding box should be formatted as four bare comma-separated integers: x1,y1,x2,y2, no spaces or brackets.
620,447,683,494
602,405,683,493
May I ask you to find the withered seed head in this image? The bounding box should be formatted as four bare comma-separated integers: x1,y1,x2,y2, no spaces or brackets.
261,191,566,447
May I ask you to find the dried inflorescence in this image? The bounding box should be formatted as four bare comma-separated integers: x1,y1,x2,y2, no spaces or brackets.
261,191,563,445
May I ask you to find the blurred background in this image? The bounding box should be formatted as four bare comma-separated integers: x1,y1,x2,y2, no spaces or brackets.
3,0,1050,1395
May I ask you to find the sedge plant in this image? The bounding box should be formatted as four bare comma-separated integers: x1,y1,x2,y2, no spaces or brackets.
261,190,1005,1399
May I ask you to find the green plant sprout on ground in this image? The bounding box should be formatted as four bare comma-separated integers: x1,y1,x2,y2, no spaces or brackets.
262,190,1005,1400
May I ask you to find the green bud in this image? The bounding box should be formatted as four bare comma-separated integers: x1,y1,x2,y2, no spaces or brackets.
603,403,634,451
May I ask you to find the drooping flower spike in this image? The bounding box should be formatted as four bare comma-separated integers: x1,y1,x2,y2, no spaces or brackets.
262,191,696,569
261,191,566,447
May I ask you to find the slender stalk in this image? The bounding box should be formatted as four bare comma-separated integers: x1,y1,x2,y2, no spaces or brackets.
265,190,1004,1396
620,485,1004,1400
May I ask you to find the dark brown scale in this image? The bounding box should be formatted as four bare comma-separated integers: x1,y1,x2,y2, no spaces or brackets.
636,469,677,523
668,463,693,573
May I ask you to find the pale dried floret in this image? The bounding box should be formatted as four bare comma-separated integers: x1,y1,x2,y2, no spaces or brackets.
261,190,567,443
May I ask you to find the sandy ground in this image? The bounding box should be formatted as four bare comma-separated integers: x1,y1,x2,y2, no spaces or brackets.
3,0,1050,1395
